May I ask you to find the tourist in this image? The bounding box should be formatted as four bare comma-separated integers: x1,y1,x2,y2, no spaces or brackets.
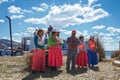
66,30,79,72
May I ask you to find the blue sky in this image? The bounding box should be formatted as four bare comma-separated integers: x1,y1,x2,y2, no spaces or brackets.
0,0,120,51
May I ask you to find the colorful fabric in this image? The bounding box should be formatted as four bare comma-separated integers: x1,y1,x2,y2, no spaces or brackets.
76,51,88,66
56,37,63,44
89,39,96,51
87,49,98,65
48,45,63,67
67,36,79,49
79,42,84,50
34,35,45,49
31,49,46,71
31,35,46,71
48,35,56,47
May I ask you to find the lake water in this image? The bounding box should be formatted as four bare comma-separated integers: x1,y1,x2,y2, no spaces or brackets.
105,51,114,59
62,50,114,59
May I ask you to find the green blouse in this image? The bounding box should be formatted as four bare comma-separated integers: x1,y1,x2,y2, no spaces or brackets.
48,35,56,47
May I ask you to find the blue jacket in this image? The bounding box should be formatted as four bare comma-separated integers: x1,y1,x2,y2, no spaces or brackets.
34,35,45,49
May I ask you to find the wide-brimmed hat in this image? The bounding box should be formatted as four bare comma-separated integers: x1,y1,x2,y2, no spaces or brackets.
36,28,46,34
79,35,84,38
38,28,47,32
52,29,60,32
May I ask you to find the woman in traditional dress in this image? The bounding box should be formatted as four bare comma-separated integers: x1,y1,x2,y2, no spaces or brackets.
31,29,46,73
87,35,98,67
48,29,63,71
76,35,88,68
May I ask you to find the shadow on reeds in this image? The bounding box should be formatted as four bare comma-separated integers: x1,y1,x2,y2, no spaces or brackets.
22,67,62,80
89,66,99,71
66,68,88,76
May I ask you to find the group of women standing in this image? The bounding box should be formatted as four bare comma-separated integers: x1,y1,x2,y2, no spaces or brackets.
31,28,63,73
31,28,98,73
76,35,98,69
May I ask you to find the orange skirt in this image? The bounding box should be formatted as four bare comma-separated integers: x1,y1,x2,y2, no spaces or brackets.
48,45,63,67
76,51,88,66
31,49,46,71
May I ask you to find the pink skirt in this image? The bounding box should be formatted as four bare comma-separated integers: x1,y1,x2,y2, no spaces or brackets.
76,51,88,66
31,49,46,71
48,45,63,67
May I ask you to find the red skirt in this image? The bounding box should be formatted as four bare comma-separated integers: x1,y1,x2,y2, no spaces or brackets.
48,45,63,67
31,49,46,71
76,51,88,66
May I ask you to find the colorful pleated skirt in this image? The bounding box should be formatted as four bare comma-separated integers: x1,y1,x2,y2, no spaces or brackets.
31,49,46,71
87,49,98,65
76,51,88,66
48,45,63,67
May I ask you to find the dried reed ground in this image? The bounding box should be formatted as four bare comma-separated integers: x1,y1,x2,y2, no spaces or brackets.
0,52,120,80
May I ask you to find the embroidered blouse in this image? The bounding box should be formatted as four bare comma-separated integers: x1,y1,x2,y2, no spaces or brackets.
34,35,45,49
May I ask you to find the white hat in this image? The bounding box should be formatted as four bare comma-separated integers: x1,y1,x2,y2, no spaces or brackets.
38,28,43,30
52,29,60,32
79,34,84,38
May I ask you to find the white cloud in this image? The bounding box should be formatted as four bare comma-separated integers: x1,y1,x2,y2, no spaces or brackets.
32,3,48,12
104,33,116,37
12,38,21,42
8,5,32,14
2,36,9,39
0,19,4,23
25,2,109,29
41,3,49,9
22,9,32,13
99,36,119,51
32,7,45,12
0,0,8,4
83,8,109,22
88,0,97,6
79,0,82,3
99,32,116,37
25,27,36,33
106,27,120,33
12,27,36,42
102,36,114,43
104,43,119,51
13,33,21,36
8,5,22,14
11,15,24,20
117,36,120,39
62,29,85,38
92,4,101,8
24,17,46,24
92,25,106,30
13,27,42,37
12,27,47,42
64,31,71,35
